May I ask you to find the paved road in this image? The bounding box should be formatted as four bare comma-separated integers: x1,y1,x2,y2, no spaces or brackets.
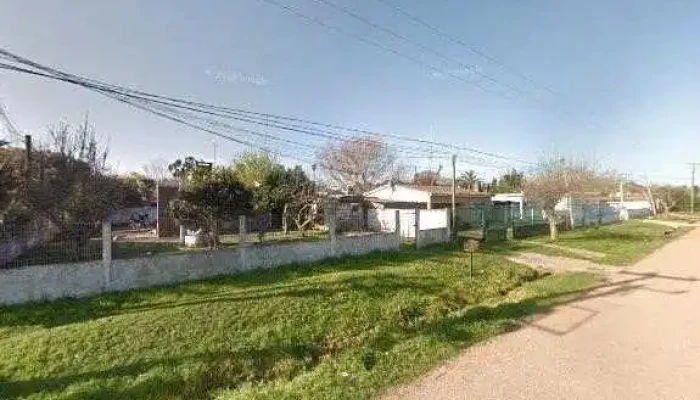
384,228,700,400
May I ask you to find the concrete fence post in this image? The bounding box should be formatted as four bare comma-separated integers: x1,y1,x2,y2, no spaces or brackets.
102,219,113,289
394,210,401,244
414,208,421,249
445,208,453,242
238,215,249,270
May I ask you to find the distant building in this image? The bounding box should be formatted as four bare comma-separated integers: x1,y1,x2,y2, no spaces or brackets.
364,183,491,210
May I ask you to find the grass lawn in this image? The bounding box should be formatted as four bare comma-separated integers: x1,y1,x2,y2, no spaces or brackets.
523,220,691,265
0,247,599,400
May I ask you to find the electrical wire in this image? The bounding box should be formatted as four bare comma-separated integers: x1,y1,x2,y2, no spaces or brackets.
0,48,533,164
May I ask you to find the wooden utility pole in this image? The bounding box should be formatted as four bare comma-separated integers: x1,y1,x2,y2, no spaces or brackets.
451,154,456,235
691,163,697,214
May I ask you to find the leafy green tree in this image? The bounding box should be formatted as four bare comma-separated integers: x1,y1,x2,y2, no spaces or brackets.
0,142,17,219
168,156,211,183
459,170,479,190
232,152,278,189
121,172,156,206
171,167,252,248
497,169,525,193
251,164,317,237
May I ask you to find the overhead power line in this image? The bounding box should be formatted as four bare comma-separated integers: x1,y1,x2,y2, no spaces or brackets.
311,0,526,97
255,0,513,100
373,0,562,98
372,0,616,130
0,48,532,166
260,0,617,140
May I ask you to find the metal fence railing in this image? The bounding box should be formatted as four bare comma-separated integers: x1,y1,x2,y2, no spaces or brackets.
456,202,629,233
0,221,103,269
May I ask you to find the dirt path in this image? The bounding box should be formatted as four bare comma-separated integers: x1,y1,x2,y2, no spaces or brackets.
507,252,616,273
383,228,700,400
519,241,607,260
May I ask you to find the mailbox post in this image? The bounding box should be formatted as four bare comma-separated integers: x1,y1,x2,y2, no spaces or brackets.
463,238,480,278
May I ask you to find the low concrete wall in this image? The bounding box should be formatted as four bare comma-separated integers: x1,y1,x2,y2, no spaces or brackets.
0,232,401,306
0,260,105,304
417,228,450,249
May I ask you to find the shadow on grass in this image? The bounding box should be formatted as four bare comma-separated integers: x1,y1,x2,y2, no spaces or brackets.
393,267,699,348
0,342,326,400
0,245,461,332
3,266,697,400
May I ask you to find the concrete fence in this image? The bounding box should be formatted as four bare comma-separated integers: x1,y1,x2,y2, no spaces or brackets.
0,211,404,306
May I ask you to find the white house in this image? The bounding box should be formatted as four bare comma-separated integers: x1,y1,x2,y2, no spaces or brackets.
364,183,492,210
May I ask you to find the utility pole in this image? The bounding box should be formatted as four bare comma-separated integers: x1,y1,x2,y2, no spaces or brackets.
451,154,456,236
24,134,32,197
691,163,698,214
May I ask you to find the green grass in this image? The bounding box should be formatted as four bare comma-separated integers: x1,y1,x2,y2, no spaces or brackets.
523,220,691,265
0,247,600,400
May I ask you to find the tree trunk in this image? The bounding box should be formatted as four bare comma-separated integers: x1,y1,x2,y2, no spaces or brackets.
549,216,558,241
544,209,558,241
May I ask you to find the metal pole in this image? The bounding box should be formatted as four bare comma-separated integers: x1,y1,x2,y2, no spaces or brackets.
691,163,696,214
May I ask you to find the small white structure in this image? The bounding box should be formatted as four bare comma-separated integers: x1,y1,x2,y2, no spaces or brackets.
491,192,653,225
492,192,526,216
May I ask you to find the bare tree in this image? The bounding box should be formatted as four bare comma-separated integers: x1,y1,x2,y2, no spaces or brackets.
142,158,170,183
524,158,616,240
318,136,396,193
414,167,442,186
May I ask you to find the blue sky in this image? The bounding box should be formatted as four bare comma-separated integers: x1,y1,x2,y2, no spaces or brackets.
1,0,699,184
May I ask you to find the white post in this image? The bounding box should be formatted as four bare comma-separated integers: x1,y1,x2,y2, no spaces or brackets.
414,208,421,249
238,215,249,270
445,208,453,241
238,215,248,246
394,210,401,244
102,219,112,289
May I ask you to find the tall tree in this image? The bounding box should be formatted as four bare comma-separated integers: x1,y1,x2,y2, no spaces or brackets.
459,170,479,190
318,136,396,193
652,185,688,215
122,172,156,206
168,156,211,183
232,152,278,189
413,169,441,186
0,142,17,218
497,169,525,192
25,120,124,227
171,167,251,248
